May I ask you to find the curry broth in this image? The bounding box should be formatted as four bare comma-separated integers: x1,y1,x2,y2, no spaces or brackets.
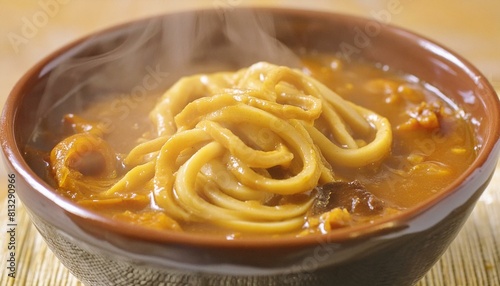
27,55,476,236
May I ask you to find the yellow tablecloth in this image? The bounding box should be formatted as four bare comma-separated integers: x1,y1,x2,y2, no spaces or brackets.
1,1,499,285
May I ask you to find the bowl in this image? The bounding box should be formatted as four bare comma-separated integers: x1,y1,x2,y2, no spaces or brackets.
2,7,499,286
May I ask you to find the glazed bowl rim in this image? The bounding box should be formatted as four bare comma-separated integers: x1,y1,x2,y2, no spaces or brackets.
1,7,500,249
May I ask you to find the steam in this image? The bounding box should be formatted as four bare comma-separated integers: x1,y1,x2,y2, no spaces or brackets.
178,9,301,67
30,8,301,145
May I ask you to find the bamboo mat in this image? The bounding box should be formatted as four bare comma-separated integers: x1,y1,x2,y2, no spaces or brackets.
1,160,499,286
1,1,500,285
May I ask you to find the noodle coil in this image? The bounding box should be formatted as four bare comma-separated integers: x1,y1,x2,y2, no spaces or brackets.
50,62,393,234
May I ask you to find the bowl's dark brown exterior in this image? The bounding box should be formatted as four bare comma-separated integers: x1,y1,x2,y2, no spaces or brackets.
2,8,500,286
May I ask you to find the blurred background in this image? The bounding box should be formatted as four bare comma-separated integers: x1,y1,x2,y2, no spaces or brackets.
1,1,499,285
1,0,499,95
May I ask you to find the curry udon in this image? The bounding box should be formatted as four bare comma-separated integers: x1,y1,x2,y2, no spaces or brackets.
26,55,476,238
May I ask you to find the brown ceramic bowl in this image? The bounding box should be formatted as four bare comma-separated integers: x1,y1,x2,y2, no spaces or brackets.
2,8,500,286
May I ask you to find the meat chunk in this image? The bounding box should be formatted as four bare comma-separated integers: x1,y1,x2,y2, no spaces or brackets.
309,180,384,217
397,101,450,131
